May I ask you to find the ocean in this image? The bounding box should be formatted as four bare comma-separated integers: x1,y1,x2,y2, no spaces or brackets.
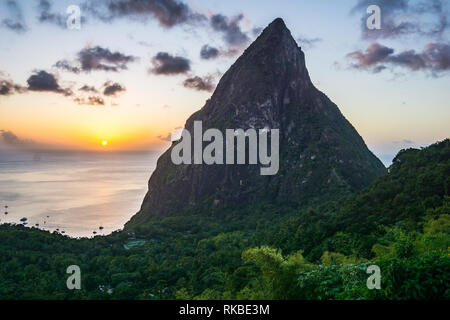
0,149,161,238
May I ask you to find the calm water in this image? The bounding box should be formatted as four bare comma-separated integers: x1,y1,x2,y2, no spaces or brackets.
0,149,161,237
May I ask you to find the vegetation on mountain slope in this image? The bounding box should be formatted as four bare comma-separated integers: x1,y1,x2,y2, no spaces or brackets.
0,139,448,299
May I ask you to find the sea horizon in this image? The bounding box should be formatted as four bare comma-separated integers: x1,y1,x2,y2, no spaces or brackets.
0,148,162,237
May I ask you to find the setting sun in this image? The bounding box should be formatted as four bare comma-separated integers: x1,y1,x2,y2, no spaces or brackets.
102,140,108,147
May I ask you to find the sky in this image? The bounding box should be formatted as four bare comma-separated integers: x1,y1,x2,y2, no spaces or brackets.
0,0,449,164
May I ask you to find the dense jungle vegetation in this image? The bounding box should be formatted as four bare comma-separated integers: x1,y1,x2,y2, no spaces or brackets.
0,139,448,299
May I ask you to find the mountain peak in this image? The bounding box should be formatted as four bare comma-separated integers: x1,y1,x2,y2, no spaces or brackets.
266,17,288,32
126,18,386,226
206,17,311,127
244,17,301,59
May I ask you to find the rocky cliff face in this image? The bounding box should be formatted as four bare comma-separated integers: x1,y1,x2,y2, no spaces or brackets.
126,18,386,227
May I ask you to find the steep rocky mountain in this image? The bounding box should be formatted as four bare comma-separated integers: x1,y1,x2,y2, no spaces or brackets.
126,18,385,227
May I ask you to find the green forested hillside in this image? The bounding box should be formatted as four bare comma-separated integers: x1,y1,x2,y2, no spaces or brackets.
0,140,449,299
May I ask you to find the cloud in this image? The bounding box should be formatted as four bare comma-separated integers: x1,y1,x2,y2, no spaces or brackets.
386,50,427,71
182,75,215,92
87,96,105,106
0,130,35,148
2,18,26,33
83,0,206,28
158,127,183,141
1,1,27,33
1,0,27,33
103,82,126,96
218,48,242,58
37,0,67,28
157,132,172,142
149,52,191,75
14,0,253,55
0,75,27,96
200,43,247,60
372,65,388,73
79,85,98,93
351,0,449,40
347,43,394,67
210,14,249,46
81,0,253,49
137,40,153,47
200,45,219,60
252,27,263,36
72,82,123,105
347,42,450,75
54,60,81,74
80,1,251,55
297,36,322,49
26,70,72,95
74,96,105,106
55,46,137,73
78,46,136,72
423,42,450,71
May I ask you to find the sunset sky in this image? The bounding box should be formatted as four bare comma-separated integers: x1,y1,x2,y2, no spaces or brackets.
0,0,449,163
